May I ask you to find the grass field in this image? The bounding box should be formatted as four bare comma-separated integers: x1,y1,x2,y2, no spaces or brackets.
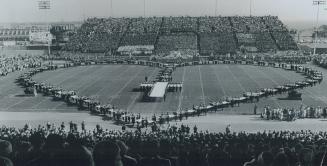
1,63,327,131
29,64,323,116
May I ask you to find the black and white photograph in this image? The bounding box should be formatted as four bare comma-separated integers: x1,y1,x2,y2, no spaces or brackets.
1,0,327,165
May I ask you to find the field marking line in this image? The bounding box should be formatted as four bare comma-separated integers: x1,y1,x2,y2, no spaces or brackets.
69,65,117,92
4,97,34,110
256,67,280,86
0,108,78,111
31,67,94,105
273,68,327,105
126,68,158,112
42,66,86,84
177,67,186,111
225,65,247,92
91,66,131,96
53,65,127,109
31,66,100,109
54,66,96,86
212,65,227,98
108,67,144,103
242,66,281,107
198,65,206,105
67,65,126,96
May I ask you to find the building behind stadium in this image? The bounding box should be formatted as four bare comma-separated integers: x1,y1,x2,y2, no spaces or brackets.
0,23,80,49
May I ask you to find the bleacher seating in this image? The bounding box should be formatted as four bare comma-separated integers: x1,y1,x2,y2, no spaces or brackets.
156,33,198,56
65,16,298,54
199,33,237,55
120,17,161,46
161,16,198,34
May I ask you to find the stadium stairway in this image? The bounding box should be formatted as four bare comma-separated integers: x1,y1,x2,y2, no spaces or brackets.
118,19,132,47
228,17,240,50
154,17,165,51
196,18,201,54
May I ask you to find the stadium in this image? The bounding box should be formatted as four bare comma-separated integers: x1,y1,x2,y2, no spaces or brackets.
2,0,327,165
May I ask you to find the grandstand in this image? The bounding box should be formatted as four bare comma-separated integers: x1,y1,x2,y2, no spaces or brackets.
156,33,198,56
65,16,298,55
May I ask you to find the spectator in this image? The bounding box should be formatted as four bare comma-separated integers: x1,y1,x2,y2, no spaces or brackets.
116,140,137,166
0,139,13,166
93,141,123,166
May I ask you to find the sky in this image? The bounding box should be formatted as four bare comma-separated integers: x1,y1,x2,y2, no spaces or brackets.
1,0,327,27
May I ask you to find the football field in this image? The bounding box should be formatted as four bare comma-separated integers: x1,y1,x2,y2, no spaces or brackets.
28,64,325,115
1,63,327,131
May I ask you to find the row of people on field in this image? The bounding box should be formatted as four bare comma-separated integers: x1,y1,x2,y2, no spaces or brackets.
261,105,327,121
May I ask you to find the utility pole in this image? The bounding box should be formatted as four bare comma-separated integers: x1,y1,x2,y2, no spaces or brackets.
110,0,113,17
215,0,218,17
250,0,253,17
38,0,51,56
313,0,326,55
143,0,146,17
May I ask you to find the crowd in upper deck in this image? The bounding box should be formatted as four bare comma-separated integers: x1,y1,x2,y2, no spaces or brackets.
64,16,298,55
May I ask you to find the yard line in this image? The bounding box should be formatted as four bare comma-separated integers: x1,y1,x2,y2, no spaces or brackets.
44,66,86,84
256,67,280,86
177,67,186,111
126,93,139,112
273,68,327,105
225,65,247,92
108,67,144,103
56,66,96,86
5,97,33,110
53,65,128,109
198,65,206,105
74,65,128,96
212,65,226,97
1,108,78,111
92,66,131,97
31,66,95,109
242,67,282,107
32,66,107,109
126,68,158,112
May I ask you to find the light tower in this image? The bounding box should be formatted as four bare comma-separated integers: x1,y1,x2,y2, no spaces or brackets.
215,0,218,16
110,0,113,17
143,0,146,17
250,0,253,17
38,0,51,56
313,0,326,55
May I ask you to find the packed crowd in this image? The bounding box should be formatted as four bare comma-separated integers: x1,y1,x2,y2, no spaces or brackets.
261,105,327,121
198,17,232,33
65,16,298,56
199,33,237,55
205,51,308,64
0,54,44,76
156,33,198,56
161,17,198,33
271,31,298,51
65,18,129,52
2,124,327,166
231,16,268,33
120,17,162,47
313,54,327,69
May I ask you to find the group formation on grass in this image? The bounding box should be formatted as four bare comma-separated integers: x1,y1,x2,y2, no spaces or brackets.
16,53,323,129
261,105,327,121
2,123,327,166
314,54,327,69
0,54,43,76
